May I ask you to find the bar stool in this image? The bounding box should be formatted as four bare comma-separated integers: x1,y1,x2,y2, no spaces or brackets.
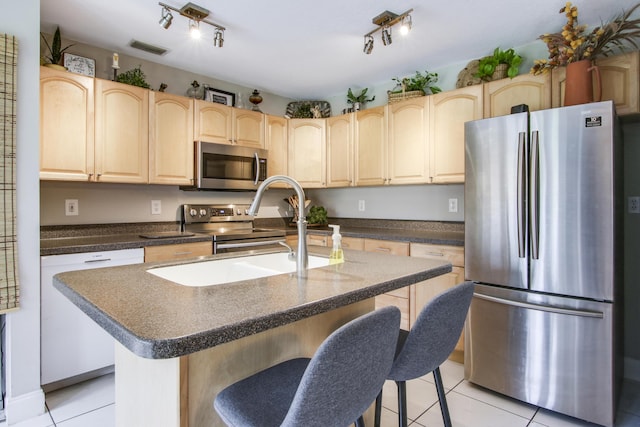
374,282,475,427
214,306,401,427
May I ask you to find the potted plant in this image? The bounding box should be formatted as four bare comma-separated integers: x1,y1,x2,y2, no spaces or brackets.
116,66,151,89
476,47,522,81
347,88,375,111
388,70,441,103
40,26,75,70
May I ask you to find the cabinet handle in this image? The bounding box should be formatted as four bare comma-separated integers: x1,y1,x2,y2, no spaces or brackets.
174,251,193,256
374,247,392,252
84,258,112,263
424,251,445,257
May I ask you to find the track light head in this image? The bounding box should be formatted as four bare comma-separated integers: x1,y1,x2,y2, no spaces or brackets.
363,36,374,54
214,29,224,47
381,26,392,46
159,7,173,29
189,20,201,39
400,14,412,36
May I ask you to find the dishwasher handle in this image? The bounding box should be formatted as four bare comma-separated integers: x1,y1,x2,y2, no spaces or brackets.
474,293,604,318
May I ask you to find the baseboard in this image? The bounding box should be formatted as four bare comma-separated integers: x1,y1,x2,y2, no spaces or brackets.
4,388,46,425
624,357,640,382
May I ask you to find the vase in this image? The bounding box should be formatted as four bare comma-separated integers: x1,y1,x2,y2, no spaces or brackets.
564,59,601,106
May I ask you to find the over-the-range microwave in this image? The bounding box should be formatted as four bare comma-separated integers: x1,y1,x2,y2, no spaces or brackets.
180,141,268,191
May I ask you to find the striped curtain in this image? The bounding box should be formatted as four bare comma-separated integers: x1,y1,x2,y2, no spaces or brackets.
0,34,19,313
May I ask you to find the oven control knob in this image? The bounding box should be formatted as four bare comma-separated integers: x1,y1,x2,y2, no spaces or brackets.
236,209,242,216
189,208,197,217
245,209,250,215
199,208,208,217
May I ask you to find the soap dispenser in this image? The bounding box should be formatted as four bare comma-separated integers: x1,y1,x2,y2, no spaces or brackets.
328,224,344,264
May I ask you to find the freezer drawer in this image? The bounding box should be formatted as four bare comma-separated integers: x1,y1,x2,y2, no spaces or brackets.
464,284,617,427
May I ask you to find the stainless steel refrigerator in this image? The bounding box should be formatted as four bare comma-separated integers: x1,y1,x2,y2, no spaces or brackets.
464,101,623,427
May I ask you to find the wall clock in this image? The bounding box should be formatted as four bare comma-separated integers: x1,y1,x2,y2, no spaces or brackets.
63,53,96,77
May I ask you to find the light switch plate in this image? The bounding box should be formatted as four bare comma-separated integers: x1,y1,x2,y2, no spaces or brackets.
448,198,458,213
151,200,162,215
65,199,79,216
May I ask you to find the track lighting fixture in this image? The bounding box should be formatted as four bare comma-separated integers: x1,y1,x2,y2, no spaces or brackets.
159,7,173,29
363,35,374,54
363,8,413,54
158,2,227,47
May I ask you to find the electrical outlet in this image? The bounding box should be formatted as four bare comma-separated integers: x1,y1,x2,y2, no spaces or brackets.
65,199,79,216
448,198,458,213
358,200,365,212
151,200,162,215
629,196,640,214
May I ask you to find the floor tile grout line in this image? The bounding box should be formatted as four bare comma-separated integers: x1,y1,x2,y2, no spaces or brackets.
47,402,114,425
445,388,533,423
44,401,57,427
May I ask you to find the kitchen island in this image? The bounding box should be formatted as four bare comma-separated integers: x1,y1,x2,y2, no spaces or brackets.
54,246,451,426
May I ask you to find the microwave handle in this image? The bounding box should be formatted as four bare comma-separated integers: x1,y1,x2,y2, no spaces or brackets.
253,152,259,186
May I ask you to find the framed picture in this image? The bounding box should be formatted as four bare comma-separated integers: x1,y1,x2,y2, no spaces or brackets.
63,53,96,77
205,87,235,106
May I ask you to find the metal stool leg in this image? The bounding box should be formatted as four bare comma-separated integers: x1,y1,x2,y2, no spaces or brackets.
374,389,383,427
396,380,408,427
433,367,452,427
355,415,366,427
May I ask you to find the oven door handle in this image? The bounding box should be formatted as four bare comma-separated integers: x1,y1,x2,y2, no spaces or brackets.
217,239,286,249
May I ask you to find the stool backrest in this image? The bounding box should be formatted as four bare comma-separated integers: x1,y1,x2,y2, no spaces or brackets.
281,306,401,427
389,281,475,381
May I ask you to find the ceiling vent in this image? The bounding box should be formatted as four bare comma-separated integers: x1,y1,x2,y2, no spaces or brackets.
129,40,169,56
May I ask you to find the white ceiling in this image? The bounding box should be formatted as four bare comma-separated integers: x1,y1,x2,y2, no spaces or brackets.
41,0,639,99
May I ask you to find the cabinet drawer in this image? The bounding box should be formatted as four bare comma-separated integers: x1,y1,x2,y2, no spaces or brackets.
307,234,329,246
375,293,410,330
341,236,364,251
144,241,212,262
364,239,410,256
410,243,464,267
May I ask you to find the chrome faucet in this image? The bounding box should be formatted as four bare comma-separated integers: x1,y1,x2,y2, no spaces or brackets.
248,175,308,275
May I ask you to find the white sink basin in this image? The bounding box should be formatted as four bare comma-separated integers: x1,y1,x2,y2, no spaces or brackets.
147,252,330,287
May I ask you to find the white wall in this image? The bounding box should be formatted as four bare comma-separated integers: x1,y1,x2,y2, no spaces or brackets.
3,1,46,424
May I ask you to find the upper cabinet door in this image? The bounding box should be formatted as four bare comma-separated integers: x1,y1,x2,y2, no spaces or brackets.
266,115,288,187
233,109,265,148
354,106,387,186
288,119,326,188
484,73,551,118
149,92,194,185
94,79,149,183
429,85,483,184
387,98,429,185
40,66,95,181
194,100,233,144
326,114,354,187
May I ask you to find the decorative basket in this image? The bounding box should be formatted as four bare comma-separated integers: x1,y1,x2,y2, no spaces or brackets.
387,90,425,104
456,58,509,88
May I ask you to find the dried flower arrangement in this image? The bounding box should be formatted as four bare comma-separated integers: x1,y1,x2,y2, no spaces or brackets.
531,2,640,75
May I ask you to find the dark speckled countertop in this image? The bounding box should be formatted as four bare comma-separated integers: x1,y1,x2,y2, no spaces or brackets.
53,247,451,360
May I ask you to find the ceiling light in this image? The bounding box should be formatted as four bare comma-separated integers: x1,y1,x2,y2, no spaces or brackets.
214,29,224,47
381,26,392,46
159,7,173,29
400,15,412,36
189,20,201,39
158,2,227,47
363,35,374,54
363,8,413,54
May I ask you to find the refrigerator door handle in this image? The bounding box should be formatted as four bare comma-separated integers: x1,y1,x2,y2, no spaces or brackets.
530,130,540,260
473,293,604,318
517,132,526,258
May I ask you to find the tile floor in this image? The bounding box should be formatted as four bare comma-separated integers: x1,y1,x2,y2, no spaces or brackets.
2,360,639,427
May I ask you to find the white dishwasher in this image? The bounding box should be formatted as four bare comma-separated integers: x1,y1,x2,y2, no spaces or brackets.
40,248,144,389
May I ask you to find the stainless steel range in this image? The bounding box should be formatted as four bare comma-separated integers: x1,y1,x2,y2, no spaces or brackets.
181,204,286,254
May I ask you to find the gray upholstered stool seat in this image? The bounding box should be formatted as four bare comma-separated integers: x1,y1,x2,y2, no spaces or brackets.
374,281,475,427
214,306,401,427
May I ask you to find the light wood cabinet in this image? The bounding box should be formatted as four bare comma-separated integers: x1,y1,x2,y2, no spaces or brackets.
429,85,483,183
387,98,430,185
40,66,95,181
94,79,149,183
365,238,411,329
288,119,326,188
552,51,639,114
194,101,264,148
484,73,551,118
354,106,387,186
326,115,354,187
410,243,465,362
149,92,194,185
341,236,364,251
144,241,212,263
265,115,288,188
